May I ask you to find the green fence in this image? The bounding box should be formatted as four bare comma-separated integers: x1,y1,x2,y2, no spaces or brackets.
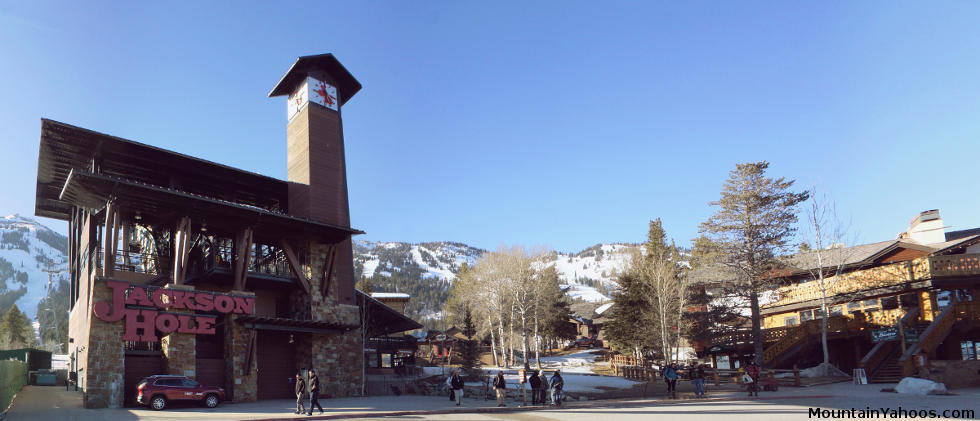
0,360,28,414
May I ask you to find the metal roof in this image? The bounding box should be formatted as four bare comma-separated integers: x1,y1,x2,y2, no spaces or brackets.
36,119,289,221
268,53,362,105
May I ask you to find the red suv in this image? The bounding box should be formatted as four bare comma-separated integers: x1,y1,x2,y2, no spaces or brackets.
137,375,225,410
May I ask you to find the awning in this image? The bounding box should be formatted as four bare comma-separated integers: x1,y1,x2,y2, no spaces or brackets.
59,169,362,244
356,289,423,337
236,315,358,334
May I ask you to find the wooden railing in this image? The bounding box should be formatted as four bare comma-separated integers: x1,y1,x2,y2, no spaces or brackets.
763,316,868,365
773,259,929,306
616,367,802,387
859,308,918,379
899,300,980,376
929,254,980,278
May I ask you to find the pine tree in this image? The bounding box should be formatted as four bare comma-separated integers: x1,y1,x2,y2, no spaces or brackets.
459,306,479,378
1,304,33,349
699,161,809,365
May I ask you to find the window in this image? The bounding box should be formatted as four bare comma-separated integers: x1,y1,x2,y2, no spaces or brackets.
800,310,813,322
366,352,379,368
381,353,393,368
830,305,842,316
182,378,198,388
881,296,899,310
156,378,182,387
784,316,799,326
814,308,825,319
863,299,880,312
962,341,979,361
900,293,919,308
847,301,862,312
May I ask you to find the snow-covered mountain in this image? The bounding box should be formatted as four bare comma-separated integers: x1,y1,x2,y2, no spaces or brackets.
353,240,639,304
0,214,68,319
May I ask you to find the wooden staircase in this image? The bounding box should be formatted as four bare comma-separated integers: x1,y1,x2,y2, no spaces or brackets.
899,300,980,377
871,356,903,383
860,308,919,383
763,316,866,367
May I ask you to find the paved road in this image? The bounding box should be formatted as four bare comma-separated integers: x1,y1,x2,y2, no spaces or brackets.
7,382,980,420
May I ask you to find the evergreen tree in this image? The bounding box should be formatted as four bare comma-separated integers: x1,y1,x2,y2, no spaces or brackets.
0,304,33,349
459,306,479,378
699,161,809,365
355,276,373,294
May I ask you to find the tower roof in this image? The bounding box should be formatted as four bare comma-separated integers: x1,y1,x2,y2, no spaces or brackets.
268,53,362,105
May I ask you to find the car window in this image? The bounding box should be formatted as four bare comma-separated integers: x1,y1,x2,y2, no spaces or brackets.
182,379,198,388
155,378,181,386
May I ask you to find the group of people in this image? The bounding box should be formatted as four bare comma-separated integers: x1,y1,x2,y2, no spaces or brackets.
448,369,566,407
661,362,710,399
661,360,762,399
293,369,324,416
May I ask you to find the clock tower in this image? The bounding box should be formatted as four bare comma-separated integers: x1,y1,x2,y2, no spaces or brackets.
270,54,362,305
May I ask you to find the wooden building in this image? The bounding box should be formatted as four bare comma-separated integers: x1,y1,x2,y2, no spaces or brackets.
708,210,980,386
36,54,419,408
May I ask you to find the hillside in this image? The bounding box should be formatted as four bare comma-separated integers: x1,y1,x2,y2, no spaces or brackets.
0,214,68,319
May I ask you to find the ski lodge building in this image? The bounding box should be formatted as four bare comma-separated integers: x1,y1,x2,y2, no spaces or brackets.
34,54,420,408
708,210,980,387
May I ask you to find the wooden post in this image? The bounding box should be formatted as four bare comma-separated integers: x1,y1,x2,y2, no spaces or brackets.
172,216,192,284
713,369,720,386
233,228,254,291
793,365,801,387
102,201,118,277
280,240,312,295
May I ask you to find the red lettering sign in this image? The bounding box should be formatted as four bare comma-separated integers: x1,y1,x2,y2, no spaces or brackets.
97,280,253,341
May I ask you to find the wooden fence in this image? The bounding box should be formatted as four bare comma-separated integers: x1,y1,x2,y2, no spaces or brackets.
612,363,801,387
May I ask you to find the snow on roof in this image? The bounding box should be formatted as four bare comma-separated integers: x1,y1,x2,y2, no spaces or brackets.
371,292,410,299
595,302,613,315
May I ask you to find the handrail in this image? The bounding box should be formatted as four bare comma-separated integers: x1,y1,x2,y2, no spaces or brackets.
899,303,960,376
859,307,919,375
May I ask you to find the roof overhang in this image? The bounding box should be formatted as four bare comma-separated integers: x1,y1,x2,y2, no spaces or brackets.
268,54,361,105
36,119,289,221
356,289,423,337
236,315,358,334
59,169,362,244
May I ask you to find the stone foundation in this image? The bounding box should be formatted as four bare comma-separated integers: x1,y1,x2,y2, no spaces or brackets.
162,284,197,378
82,280,125,408
226,292,258,402
920,360,980,389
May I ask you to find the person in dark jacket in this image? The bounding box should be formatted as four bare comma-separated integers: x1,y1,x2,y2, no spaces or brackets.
450,370,464,406
691,364,706,398
493,371,507,407
528,371,541,405
549,370,564,406
745,361,760,397
294,372,307,414
663,363,678,399
538,371,549,405
307,369,323,416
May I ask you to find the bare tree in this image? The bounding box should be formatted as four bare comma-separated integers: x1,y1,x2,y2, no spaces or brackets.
800,188,856,375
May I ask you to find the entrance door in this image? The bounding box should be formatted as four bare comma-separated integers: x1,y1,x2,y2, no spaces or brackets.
196,321,225,390
124,353,164,407
256,330,296,399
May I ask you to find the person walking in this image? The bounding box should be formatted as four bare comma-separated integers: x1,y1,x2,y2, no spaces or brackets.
528,371,541,405
549,370,564,407
294,372,307,414
446,374,454,402
538,371,549,406
450,370,464,406
691,364,706,398
307,369,323,416
745,361,760,397
493,371,507,407
663,363,678,399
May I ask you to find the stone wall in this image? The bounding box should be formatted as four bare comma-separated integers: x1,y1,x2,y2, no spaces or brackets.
82,280,125,408
225,292,257,402
161,284,196,378
312,329,363,397
921,360,980,389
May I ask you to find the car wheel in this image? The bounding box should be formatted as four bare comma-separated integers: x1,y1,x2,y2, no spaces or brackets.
151,395,167,411
204,393,219,408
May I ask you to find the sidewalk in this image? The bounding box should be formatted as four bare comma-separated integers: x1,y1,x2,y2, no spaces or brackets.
6,382,979,421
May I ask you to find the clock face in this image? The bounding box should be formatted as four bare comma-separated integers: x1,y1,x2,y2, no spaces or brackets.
287,77,339,121
309,78,339,111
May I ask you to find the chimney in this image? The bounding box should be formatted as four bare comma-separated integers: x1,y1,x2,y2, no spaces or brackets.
270,54,363,304
904,209,946,245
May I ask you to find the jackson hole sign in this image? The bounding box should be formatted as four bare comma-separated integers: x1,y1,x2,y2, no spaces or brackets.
93,280,255,341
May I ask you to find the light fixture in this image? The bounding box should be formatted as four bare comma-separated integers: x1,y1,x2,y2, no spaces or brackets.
200,221,208,233
289,334,294,344
134,212,142,221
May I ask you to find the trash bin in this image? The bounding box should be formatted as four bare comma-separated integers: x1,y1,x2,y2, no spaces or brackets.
35,370,57,386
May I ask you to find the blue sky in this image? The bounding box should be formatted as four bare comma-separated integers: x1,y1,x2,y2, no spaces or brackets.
1,1,979,253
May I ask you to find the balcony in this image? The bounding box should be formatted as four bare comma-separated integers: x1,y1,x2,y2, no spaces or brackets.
96,248,170,283
929,254,980,279
194,240,296,286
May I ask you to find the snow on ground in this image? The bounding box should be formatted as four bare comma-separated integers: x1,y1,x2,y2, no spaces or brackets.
537,348,604,374
498,372,640,393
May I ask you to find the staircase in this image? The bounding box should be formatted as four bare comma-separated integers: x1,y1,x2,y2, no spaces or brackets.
763,316,865,367
899,300,980,376
871,356,902,383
